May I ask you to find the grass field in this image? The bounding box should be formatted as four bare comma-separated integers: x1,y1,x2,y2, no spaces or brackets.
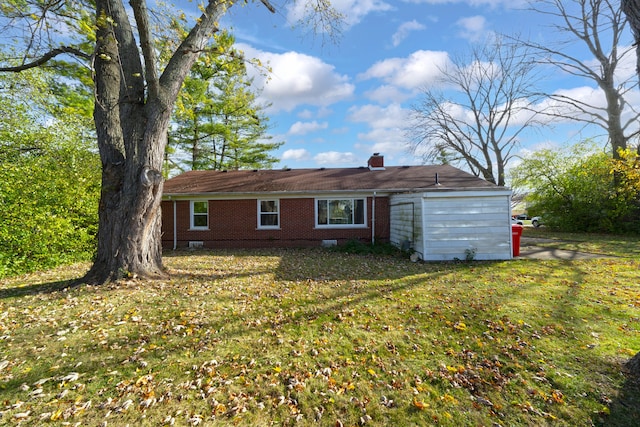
0,233,639,426
522,227,640,258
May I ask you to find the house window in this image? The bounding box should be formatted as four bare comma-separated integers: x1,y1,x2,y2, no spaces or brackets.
258,200,279,229
190,200,209,229
316,198,365,227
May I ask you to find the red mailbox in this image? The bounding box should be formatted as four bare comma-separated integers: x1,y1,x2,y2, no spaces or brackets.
511,224,524,257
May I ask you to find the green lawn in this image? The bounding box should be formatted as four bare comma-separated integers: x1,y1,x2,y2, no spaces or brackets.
0,235,639,426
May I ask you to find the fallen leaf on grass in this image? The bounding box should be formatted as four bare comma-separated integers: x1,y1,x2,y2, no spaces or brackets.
59,372,80,382
13,411,31,420
453,322,467,331
441,393,459,404
471,395,494,407
413,397,429,410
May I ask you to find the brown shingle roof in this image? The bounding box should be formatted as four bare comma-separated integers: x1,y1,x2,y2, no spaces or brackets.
163,165,501,196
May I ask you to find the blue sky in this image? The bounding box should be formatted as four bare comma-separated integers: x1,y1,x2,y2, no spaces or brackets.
188,0,637,170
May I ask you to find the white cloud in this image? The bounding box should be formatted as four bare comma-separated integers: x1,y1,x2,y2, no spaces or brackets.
456,15,489,42
282,149,311,161
364,85,413,103
314,151,359,165
288,121,329,135
348,103,410,129
536,86,604,123
359,50,451,89
400,0,527,8
615,46,639,82
355,129,409,153
286,0,394,28
584,44,638,84
239,43,355,112
391,20,426,47
297,110,314,120
332,126,351,134
354,136,421,166
347,104,413,160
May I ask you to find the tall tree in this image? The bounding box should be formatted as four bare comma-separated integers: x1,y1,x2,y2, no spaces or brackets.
624,0,640,84
0,1,340,284
170,32,282,173
407,37,541,186
524,0,639,158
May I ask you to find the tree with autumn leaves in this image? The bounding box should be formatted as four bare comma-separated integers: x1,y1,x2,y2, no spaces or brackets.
0,0,339,283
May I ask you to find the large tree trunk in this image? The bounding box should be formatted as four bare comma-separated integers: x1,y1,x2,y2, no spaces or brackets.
83,0,232,284
621,0,640,366
83,0,165,283
602,74,628,159
85,101,168,283
623,0,640,86
623,0,640,156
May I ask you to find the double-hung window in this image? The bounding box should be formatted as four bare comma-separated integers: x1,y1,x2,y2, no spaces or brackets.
190,200,209,229
258,199,279,229
316,198,365,227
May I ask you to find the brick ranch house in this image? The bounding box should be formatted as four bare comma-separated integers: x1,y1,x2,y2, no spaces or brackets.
161,154,515,261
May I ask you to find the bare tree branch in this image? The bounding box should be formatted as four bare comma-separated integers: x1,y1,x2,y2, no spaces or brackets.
407,37,542,186
622,0,640,155
260,0,276,13
0,46,90,72
522,0,638,157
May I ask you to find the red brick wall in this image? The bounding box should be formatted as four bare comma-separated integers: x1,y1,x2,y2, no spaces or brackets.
161,196,390,249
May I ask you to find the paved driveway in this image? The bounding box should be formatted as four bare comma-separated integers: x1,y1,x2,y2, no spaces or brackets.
517,237,612,260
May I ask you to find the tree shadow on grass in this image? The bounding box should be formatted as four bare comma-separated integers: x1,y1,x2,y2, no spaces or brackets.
489,258,640,426
0,249,638,425
0,249,453,406
596,359,640,426
164,248,304,286
0,278,81,299
0,249,283,300
166,247,429,283
161,248,456,340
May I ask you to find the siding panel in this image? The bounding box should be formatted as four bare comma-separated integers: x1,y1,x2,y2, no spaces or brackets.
389,194,424,258
422,192,512,261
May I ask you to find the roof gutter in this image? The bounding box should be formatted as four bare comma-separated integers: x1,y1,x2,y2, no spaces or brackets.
371,191,376,245
172,199,177,250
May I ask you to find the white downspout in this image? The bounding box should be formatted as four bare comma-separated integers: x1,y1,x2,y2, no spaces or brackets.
371,192,376,244
173,199,177,250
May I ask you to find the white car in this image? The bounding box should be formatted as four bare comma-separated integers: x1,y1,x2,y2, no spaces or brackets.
513,214,542,227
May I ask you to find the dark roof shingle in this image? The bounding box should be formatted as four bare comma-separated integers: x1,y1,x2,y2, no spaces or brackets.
163,165,500,195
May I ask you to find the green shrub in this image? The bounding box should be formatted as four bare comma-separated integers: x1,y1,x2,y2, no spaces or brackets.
0,128,99,278
512,142,640,234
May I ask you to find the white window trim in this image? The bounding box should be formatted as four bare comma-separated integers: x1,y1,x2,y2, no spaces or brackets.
315,197,367,228
190,200,209,230
257,199,280,230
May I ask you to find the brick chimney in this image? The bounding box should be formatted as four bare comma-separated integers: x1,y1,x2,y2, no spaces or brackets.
367,153,385,170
